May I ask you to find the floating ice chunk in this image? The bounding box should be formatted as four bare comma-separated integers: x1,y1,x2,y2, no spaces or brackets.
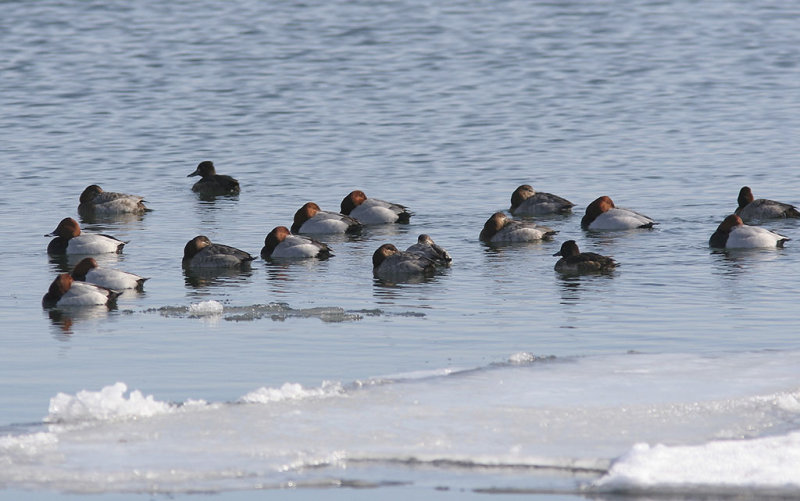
188,300,223,316
594,431,800,491
770,392,800,413
239,381,344,404
46,382,172,423
509,352,537,364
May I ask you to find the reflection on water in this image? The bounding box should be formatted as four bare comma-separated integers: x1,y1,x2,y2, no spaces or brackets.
195,192,241,204
183,266,254,290
359,224,414,241
710,248,747,277
45,305,112,338
713,247,785,262
261,259,330,288
262,262,293,288
192,195,243,231
557,275,583,305
709,247,786,277
47,253,124,274
47,254,74,274
78,211,146,226
372,263,449,288
372,271,449,302
117,288,147,301
556,273,617,306
372,280,414,303
372,272,435,288
581,228,658,246
480,240,555,256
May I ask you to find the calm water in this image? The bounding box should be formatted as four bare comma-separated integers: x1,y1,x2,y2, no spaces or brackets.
2,0,800,499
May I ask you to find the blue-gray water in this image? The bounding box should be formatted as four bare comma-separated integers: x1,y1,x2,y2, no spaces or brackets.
2,0,800,499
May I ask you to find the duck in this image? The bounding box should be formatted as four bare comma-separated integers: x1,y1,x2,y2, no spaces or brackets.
182,235,255,268
581,196,656,230
46,217,126,255
372,243,435,277
709,214,789,249
261,226,332,259
735,186,800,221
70,257,148,290
42,273,121,308
291,202,362,234
187,161,240,195
479,212,556,243
406,234,452,267
78,185,149,215
340,190,411,224
509,184,575,216
553,240,617,274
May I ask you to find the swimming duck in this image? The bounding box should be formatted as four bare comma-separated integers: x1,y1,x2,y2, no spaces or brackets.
71,257,148,290
187,161,240,195
182,235,255,268
372,243,435,277
709,214,789,249
340,190,411,224
479,212,556,243
291,202,362,234
509,184,575,216
735,186,800,221
78,185,149,215
406,234,452,267
581,196,656,230
42,273,121,308
553,240,617,274
46,217,126,255
261,226,332,259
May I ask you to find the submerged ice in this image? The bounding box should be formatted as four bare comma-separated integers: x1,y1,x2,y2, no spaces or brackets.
148,302,421,323
0,351,799,495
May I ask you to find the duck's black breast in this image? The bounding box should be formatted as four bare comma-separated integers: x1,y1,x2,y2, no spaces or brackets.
709,230,728,248
47,237,69,255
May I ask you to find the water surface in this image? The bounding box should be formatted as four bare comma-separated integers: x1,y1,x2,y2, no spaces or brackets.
1,0,800,499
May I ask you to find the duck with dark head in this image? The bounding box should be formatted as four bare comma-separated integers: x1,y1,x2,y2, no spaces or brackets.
187,161,240,196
